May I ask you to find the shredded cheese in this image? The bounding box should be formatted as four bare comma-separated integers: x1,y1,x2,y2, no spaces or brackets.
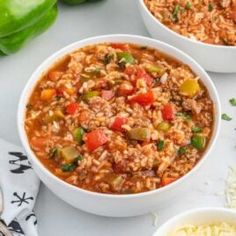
225,166,236,209
170,223,236,236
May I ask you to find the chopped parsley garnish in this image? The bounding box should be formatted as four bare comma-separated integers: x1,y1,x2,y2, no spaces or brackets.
60,155,83,172
186,2,192,10
222,113,232,121
61,163,77,172
192,126,202,133
157,140,165,151
229,98,236,106
208,3,214,12
75,155,83,162
178,146,187,155
172,4,180,22
103,53,113,65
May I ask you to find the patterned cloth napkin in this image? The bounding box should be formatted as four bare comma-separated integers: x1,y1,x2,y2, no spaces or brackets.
0,139,40,236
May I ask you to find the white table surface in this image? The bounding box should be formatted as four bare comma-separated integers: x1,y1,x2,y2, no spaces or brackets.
0,0,236,235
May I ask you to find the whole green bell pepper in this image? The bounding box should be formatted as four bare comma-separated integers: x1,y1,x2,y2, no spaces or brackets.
0,5,58,55
0,0,57,37
61,0,103,5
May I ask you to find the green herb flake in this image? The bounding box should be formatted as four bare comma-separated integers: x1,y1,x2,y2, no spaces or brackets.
60,163,76,172
103,53,113,65
157,140,165,151
192,126,202,133
178,146,187,155
186,1,192,9
208,3,214,12
74,155,83,162
49,147,60,158
172,4,180,22
221,113,232,121
229,98,236,106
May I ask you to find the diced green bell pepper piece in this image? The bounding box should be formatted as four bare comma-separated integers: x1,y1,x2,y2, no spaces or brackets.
0,0,56,37
73,127,85,145
117,52,135,65
45,108,64,123
0,5,58,55
146,64,162,73
61,146,80,163
127,128,150,141
191,135,206,150
157,122,170,132
82,91,100,102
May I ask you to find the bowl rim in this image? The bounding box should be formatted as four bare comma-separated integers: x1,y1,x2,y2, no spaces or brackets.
154,207,236,235
17,34,221,199
139,0,236,50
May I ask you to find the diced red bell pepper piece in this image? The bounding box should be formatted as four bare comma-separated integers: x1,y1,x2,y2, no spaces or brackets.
161,177,177,186
136,68,153,87
161,104,175,121
101,90,114,100
118,81,134,96
111,117,127,132
111,43,128,51
129,91,155,106
85,130,108,152
66,103,79,115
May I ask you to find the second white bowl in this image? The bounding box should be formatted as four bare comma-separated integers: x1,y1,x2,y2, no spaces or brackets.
138,0,236,73
154,208,236,235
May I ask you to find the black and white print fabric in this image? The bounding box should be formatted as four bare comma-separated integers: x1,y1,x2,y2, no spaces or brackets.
0,139,40,236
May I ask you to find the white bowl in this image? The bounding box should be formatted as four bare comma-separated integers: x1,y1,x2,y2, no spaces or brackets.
18,34,221,217
154,208,236,235
138,0,236,73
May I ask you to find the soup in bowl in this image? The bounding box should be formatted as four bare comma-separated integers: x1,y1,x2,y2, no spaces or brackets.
18,34,221,217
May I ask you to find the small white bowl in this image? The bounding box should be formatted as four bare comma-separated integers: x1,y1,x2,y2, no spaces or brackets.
18,34,221,217
138,0,236,73
154,208,236,235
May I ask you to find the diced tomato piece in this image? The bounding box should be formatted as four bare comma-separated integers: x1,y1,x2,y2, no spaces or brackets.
129,91,155,106
111,43,128,51
118,81,134,96
111,117,127,132
101,90,114,100
66,103,79,115
85,130,108,152
161,104,175,121
161,177,177,186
